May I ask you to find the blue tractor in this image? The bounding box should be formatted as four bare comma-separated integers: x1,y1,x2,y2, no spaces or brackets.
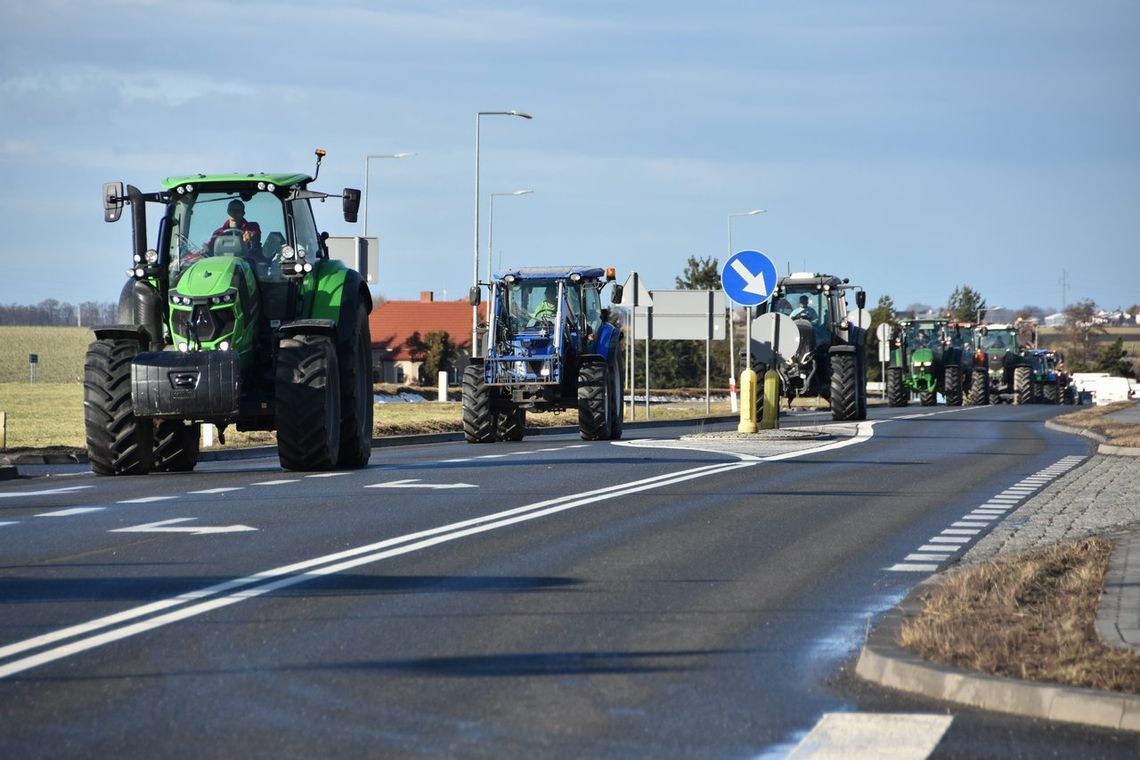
463,266,625,442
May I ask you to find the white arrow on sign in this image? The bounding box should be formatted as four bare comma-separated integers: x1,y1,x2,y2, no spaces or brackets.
366,479,477,490
111,518,257,535
730,258,769,298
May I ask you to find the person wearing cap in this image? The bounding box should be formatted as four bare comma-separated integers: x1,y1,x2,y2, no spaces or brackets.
790,294,818,323
208,199,263,260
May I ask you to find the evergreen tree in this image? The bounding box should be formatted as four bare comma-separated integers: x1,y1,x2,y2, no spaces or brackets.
947,285,986,323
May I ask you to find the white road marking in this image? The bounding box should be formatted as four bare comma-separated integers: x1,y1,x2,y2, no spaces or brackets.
117,496,179,504
0,521,19,527
951,520,991,528
251,479,299,486
35,507,105,517
110,518,257,535
787,712,952,759
905,553,950,562
440,458,472,463
917,544,959,553
188,487,244,495
305,472,351,478
0,486,95,499
0,427,876,679
928,536,971,544
888,563,940,573
942,528,981,535
365,479,477,490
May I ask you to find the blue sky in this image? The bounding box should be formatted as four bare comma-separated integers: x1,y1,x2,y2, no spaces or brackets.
2,1,1137,314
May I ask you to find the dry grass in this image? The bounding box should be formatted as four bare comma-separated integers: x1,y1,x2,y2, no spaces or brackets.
0,326,91,383
899,538,1140,693
1056,401,1140,447
0,382,86,448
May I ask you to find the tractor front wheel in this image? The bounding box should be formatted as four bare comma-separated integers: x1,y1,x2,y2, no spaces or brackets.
153,420,200,472
462,364,495,443
276,335,341,470
829,352,859,421
1043,381,1060,405
84,338,153,476
336,303,374,468
497,403,526,442
944,366,963,406
1013,365,1033,405
578,363,610,440
886,367,908,407
968,368,990,405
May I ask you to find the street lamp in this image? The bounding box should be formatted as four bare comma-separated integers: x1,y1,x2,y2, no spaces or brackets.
726,209,767,412
488,190,533,281
472,110,532,354
363,152,414,237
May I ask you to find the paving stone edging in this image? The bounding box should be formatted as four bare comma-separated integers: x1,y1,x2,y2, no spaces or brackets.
855,575,1140,732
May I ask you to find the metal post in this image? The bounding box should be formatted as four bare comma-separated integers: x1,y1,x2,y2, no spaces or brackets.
644,307,651,420
472,113,482,355
706,289,713,415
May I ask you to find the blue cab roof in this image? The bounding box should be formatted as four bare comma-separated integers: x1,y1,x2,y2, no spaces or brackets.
494,266,606,281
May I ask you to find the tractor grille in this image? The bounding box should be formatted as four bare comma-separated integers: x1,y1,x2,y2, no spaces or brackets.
172,304,237,345
486,356,561,386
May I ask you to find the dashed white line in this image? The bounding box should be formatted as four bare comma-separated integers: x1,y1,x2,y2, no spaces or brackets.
188,487,244,495
251,479,300,486
35,507,106,517
928,536,971,544
117,496,178,504
906,553,951,562
305,472,351,478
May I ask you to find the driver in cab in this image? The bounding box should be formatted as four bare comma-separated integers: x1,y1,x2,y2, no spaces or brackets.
790,294,818,323
531,285,559,324
208,199,263,261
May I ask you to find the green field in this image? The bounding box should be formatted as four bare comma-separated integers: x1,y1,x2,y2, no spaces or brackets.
0,326,92,383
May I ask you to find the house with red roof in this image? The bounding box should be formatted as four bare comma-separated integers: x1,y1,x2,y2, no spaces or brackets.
369,291,485,385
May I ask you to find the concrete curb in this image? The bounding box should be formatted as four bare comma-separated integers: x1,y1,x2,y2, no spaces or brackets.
1045,419,1140,457
1097,530,1140,651
855,574,1140,732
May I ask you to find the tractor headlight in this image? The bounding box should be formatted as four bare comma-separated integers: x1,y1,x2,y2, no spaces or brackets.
281,245,296,261
134,267,145,278
144,249,159,264
540,366,551,377
177,342,189,352
219,341,230,351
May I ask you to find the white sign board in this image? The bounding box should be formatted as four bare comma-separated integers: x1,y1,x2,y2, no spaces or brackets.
876,322,892,362
326,236,379,284
630,290,725,340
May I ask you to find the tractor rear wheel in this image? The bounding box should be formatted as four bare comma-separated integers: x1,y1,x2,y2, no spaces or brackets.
153,420,200,472
276,335,341,470
1013,365,1033,405
968,368,990,405
462,364,495,443
919,390,937,406
84,338,153,476
1043,381,1060,405
886,367,908,407
578,363,609,440
336,303,373,468
829,352,859,421
497,404,526,441
944,366,963,406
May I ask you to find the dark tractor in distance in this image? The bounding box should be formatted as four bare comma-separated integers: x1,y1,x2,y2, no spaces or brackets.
974,324,1033,404
85,150,373,475
753,272,870,421
885,319,975,407
463,266,625,442
1027,349,1067,405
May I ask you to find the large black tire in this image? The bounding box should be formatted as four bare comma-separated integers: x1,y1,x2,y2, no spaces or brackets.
83,339,153,476
276,335,340,470
886,367,908,407
1043,381,1060,405
336,303,373,468
497,404,526,442
1063,385,1075,405
462,364,495,443
968,368,989,406
944,366,963,406
578,363,609,440
153,420,200,472
1032,381,1044,404
1013,365,1033,405
829,352,859,421
608,353,624,440
919,390,937,407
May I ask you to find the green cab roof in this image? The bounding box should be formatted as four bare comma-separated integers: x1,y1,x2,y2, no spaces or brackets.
161,172,313,190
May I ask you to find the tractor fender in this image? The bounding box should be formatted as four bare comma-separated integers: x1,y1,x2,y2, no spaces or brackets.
114,278,164,350
308,262,373,348
593,321,621,363
829,344,858,356
93,323,152,347
279,320,338,340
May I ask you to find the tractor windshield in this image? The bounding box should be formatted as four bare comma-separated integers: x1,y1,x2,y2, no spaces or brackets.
980,331,1015,352
904,322,941,348
503,280,563,333
779,286,829,326
169,190,287,281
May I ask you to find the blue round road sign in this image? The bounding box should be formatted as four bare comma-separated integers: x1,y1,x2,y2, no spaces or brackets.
721,250,777,306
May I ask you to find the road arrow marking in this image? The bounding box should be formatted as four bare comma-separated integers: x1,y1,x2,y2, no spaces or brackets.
730,258,768,297
110,518,256,535
365,479,477,490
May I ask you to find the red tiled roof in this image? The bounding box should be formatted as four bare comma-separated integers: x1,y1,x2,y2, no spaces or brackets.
369,297,485,360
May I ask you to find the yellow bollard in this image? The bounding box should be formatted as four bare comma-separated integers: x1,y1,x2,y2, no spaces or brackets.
737,369,758,433
760,369,780,429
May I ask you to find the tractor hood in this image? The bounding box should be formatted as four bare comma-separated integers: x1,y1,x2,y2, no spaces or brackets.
173,256,253,299
910,347,935,367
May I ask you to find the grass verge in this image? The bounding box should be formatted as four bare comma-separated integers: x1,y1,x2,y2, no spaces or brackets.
1055,401,1140,448
899,538,1140,694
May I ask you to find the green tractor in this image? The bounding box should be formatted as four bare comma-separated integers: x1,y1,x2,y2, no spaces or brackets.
885,318,971,407
974,324,1033,404
85,149,373,475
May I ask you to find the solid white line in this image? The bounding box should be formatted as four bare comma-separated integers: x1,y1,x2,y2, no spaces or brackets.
35,507,105,517
0,426,880,678
117,496,178,504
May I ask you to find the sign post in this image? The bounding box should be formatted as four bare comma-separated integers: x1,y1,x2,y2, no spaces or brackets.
721,251,777,432
876,322,892,400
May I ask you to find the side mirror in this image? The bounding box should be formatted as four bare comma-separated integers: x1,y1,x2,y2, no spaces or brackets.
103,182,125,223
468,285,481,306
610,283,624,305
342,188,361,223
855,290,867,309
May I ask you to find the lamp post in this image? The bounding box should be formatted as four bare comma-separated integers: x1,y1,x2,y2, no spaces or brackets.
726,209,766,412
363,152,414,237
473,110,532,354
488,190,533,282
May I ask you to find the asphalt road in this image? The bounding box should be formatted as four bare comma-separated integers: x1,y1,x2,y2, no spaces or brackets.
1,403,1132,758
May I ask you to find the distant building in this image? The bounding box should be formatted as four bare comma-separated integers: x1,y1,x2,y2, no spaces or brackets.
368,292,485,385
1044,312,1066,327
